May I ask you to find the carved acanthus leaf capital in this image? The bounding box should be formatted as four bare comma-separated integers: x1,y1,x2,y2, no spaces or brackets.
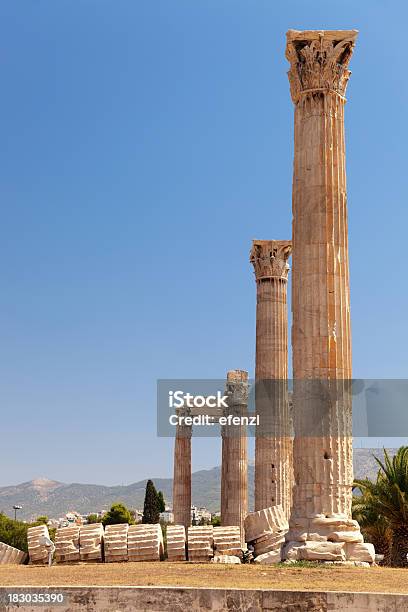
285,29,358,104
250,240,292,281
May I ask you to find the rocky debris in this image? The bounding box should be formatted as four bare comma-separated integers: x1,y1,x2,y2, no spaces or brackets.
211,555,241,564
244,505,288,541
0,541,26,565
253,531,286,556
283,541,346,562
104,524,128,563
27,525,51,565
79,523,104,562
54,526,80,563
166,525,186,561
213,526,242,559
187,525,214,562
285,514,374,562
253,550,281,564
244,505,288,563
345,542,375,563
128,524,164,562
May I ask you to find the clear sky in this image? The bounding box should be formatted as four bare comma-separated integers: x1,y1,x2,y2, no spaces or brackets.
0,1,407,486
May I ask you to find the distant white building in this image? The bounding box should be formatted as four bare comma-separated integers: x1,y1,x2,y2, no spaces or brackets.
134,510,143,522
191,505,211,524
160,511,174,523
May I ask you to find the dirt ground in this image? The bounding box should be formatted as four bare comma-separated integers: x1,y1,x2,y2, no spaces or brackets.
0,562,407,593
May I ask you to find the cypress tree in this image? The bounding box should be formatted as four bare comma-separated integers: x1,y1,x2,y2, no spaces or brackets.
157,490,165,513
142,479,160,524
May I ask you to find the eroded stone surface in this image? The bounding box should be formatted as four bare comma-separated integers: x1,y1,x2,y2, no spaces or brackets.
27,525,51,565
128,524,163,562
104,524,128,563
55,526,80,563
244,505,288,542
284,540,346,562
345,542,375,563
79,523,104,562
254,550,281,564
213,526,242,559
166,525,186,561
187,526,214,562
0,541,26,565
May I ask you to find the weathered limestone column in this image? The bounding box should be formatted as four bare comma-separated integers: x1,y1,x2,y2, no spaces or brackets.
250,240,293,518
220,370,248,545
172,406,192,530
284,30,372,562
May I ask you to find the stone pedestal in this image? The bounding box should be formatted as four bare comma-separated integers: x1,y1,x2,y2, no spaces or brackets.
172,407,192,530
250,241,293,517
220,370,248,545
285,29,371,561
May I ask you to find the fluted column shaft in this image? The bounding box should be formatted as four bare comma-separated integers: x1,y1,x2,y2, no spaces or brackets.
286,29,357,521
221,370,248,545
173,415,192,529
251,241,292,517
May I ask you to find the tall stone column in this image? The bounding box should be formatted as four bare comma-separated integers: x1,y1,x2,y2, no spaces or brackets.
250,240,293,517
172,407,192,529
284,30,373,562
220,370,248,545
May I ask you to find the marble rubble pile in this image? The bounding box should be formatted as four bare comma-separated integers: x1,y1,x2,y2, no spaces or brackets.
284,514,375,564
245,505,289,564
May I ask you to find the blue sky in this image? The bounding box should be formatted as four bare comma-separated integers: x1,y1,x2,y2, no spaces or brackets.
0,1,407,487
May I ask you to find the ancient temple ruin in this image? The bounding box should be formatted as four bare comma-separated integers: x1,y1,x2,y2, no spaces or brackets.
171,29,375,564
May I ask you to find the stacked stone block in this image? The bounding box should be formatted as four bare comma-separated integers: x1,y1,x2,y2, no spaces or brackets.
55,526,80,563
104,524,128,563
187,525,214,562
213,526,242,559
0,541,26,565
166,525,186,561
245,505,288,564
128,524,163,562
27,525,51,565
79,523,104,562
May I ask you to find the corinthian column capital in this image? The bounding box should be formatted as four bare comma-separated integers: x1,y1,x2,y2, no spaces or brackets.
250,240,292,281
285,29,358,104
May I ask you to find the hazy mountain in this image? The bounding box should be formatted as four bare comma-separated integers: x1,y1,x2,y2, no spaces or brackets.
0,449,393,521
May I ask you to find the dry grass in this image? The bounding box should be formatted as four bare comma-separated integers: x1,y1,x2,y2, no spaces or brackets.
0,562,407,593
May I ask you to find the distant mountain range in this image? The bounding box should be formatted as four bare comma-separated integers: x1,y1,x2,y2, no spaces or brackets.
0,449,391,521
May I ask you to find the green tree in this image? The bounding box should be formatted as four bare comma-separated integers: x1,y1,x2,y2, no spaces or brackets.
142,480,160,524
86,514,100,524
35,515,49,525
354,447,408,567
211,515,221,527
101,503,133,526
0,513,54,553
157,491,165,513
352,478,391,561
